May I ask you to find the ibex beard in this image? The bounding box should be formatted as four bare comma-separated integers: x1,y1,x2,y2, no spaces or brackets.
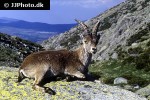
17,19,100,95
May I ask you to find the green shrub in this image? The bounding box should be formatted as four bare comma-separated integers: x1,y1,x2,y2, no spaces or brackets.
146,40,150,46
89,60,150,87
127,26,149,46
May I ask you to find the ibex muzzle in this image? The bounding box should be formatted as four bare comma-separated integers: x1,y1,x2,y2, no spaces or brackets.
17,19,100,94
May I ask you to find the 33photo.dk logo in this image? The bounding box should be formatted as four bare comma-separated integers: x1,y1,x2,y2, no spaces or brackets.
4,3,10,8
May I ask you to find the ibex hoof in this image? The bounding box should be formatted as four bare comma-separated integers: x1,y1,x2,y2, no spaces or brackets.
74,71,85,79
44,87,56,95
79,74,85,78
32,85,56,95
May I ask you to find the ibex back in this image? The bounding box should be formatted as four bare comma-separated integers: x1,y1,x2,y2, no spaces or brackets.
17,19,100,94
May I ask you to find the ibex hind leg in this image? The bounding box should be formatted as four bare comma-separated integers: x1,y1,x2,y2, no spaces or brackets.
17,69,26,83
32,73,56,95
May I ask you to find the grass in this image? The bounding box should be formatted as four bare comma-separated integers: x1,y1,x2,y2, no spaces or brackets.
89,60,150,87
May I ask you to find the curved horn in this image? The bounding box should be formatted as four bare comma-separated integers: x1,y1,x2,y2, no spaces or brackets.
75,19,88,30
92,20,100,35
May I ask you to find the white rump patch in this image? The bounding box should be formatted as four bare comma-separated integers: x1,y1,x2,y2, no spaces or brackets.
20,69,29,77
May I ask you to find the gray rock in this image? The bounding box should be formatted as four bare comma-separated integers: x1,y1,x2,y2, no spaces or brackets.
131,43,139,48
114,77,128,85
137,5,143,10
136,84,150,98
52,81,146,100
111,52,118,59
148,95,150,100
124,85,133,90
133,84,140,89
123,84,140,91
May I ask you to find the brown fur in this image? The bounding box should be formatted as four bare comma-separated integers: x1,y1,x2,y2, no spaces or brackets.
17,20,100,94
20,48,86,77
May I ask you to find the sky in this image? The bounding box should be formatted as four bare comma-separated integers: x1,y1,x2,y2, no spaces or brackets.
0,0,125,24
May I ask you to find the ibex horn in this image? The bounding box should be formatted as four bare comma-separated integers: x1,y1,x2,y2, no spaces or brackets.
92,20,100,35
75,19,88,30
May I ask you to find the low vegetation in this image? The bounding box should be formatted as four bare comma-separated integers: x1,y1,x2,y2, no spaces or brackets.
89,30,150,88
0,33,43,67
89,60,150,87
127,23,150,46
0,46,20,67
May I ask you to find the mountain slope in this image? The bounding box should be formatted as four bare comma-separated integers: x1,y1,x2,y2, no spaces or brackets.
42,0,150,60
0,17,76,32
0,18,76,42
0,32,43,67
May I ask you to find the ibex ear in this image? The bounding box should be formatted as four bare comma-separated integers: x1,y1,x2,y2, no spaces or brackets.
75,19,88,31
92,20,100,36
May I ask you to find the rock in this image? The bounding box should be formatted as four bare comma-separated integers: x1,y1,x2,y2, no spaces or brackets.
99,45,108,53
131,43,139,48
137,5,142,10
114,77,128,85
133,84,140,89
148,95,150,100
123,84,140,92
111,52,118,59
11,36,17,40
136,84,150,98
124,85,133,90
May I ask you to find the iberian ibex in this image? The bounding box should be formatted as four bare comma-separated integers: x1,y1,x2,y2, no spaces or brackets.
17,19,100,94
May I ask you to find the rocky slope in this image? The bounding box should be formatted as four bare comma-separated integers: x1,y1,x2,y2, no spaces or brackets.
42,0,150,61
0,66,146,100
41,0,150,99
0,33,43,67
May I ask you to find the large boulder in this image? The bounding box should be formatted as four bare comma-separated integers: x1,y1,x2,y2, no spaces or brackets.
114,77,128,85
136,84,150,99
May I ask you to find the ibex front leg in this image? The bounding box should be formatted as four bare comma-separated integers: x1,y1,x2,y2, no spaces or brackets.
73,71,85,78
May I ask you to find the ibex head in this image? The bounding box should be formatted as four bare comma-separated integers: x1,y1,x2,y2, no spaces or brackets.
76,19,100,54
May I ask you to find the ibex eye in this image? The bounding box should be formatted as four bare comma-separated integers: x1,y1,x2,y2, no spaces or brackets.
84,41,88,43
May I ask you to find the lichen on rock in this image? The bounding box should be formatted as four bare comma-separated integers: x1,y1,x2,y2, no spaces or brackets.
0,66,146,100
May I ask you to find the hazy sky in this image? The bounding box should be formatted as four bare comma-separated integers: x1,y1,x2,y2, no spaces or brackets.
0,0,125,24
